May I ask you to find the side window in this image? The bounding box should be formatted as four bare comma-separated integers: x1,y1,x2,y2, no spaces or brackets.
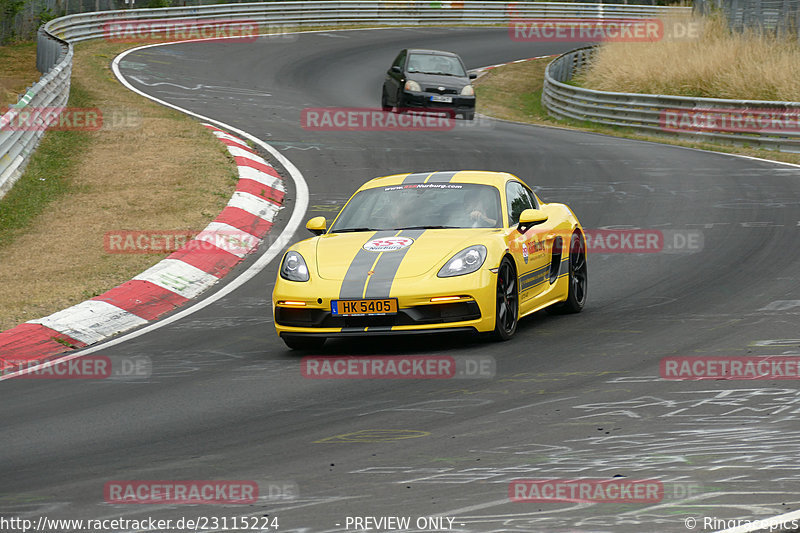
506,182,533,226
392,51,406,70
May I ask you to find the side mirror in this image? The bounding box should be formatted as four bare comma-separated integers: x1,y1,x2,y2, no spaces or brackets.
469,72,477,79
391,65,402,74
517,208,548,234
306,216,327,236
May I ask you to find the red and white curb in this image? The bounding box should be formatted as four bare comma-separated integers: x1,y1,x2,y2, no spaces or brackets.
0,124,283,373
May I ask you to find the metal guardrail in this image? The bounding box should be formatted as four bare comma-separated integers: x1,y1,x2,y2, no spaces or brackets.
542,46,800,152
0,29,71,198
44,2,686,43
0,1,690,199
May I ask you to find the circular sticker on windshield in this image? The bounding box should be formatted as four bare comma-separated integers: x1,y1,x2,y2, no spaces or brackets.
363,237,414,252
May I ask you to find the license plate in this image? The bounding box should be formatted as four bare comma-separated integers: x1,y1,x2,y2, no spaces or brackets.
430,95,452,103
331,299,398,316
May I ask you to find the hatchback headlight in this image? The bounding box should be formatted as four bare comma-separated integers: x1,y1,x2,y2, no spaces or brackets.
461,85,474,96
405,80,421,92
438,245,487,278
280,251,309,282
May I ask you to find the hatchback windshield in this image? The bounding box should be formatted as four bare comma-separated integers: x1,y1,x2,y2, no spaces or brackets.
330,183,502,232
406,54,466,77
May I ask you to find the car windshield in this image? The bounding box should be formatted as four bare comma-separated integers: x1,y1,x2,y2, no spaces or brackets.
406,54,466,77
329,183,502,232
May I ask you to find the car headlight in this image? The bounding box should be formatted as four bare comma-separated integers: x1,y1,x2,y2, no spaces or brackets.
280,251,310,282
461,85,474,96
438,245,487,278
404,80,421,92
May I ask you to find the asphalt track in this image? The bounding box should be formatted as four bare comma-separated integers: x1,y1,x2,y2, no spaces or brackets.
2,27,800,533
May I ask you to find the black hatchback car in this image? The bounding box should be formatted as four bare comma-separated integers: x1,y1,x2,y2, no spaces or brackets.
382,49,477,120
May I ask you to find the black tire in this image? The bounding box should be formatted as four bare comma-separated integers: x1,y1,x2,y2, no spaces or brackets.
492,257,519,341
548,230,587,314
282,335,326,351
463,110,475,121
394,91,404,113
381,88,391,112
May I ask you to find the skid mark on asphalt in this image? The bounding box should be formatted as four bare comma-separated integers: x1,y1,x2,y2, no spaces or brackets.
357,399,493,416
127,74,272,97
314,429,430,443
168,316,269,329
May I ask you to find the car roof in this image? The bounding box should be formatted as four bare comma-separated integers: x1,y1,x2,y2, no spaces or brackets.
357,171,523,191
405,49,460,57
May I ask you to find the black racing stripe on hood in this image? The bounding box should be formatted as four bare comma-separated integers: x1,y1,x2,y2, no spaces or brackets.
338,231,395,299
425,170,458,183
402,172,434,184
401,171,458,185
363,229,426,299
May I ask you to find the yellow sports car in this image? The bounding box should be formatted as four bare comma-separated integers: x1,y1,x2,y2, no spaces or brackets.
272,171,587,350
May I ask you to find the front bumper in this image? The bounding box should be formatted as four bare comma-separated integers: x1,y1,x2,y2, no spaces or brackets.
401,91,475,113
273,268,496,338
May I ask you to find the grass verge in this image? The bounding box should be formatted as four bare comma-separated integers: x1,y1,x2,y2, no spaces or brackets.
0,40,238,331
0,41,39,109
474,57,800,166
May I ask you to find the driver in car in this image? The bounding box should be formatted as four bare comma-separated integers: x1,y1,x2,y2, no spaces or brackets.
467,195,497,227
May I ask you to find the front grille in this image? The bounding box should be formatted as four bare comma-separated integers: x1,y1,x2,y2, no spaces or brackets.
424,87,458,95
334,315,401,328
275,302,481,328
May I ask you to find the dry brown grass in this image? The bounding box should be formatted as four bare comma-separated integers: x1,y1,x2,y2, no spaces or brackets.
0,42,40,109
579,15,800,101
0,40,237,331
